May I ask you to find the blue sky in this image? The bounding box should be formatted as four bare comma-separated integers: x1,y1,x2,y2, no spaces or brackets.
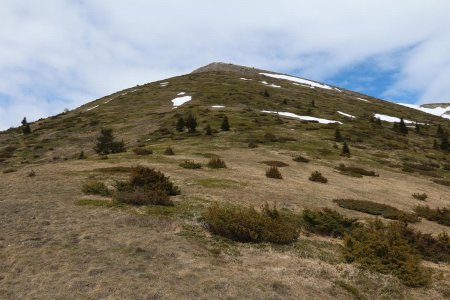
1,1,450,130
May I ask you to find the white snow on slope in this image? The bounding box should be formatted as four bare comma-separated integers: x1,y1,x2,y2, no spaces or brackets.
86,105,99,111
356,97,370,103
260,73,333,90
337,111,356,118
240,78,251,81
171,96,192,107
399,103,450,119
260,80,281,88
160,82,169,86
262,110,342,124
211,105,225,108
177,92,186,95
374,114,417,124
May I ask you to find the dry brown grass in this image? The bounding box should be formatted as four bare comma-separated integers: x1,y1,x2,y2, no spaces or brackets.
0,145,449,299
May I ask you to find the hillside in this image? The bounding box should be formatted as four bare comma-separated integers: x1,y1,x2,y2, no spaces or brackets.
1,62,449,299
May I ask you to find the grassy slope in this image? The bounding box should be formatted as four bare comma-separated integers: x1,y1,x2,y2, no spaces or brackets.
1,66,450,299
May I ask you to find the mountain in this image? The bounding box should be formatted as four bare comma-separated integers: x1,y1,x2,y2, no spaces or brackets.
1,63,449,299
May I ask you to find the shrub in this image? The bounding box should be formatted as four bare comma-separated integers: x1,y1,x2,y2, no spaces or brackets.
334,199,420,223
260,161,289,167
164,147,175,155
293,155,310,163
341,142,351,157
127,165,180,196
412,193,428,201
133,148,153,155
343,220,430,287
78,151,86,159
433,179,450,186
309,171,327,183
179,160,202,169
27,170,36,177
202,203,298,244
335,164,378,177
82,181,110,196
176,116,185,132
414,205,450,226
301,208,360,237
266,166,282,179
2,168,17,174
248,140,258,148
207,158,227,169
185,113,197,133
113,188,172,206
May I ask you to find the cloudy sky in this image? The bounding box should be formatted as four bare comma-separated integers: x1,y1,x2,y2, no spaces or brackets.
1,1,450,130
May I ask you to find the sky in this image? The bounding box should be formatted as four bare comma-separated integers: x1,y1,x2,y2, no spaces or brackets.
1,0,450,130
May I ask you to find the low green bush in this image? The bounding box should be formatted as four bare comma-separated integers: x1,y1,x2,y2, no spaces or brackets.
414,205,450,226
266,166,282,179
433,179,450,186
207,158,227,169
412,193,428,201
343,220,431,287
301,208,360,237
334,199,420,223
164,147,175,155
133,147,153,155
335,164,378,177
309,171,327,183
179,160,202,169
260,160,289,167
293,155,310,163
202,203,298,244
82,181,110,196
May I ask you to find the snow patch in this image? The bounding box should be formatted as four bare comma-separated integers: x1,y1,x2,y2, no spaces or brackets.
160,82,169,86
86,105,99,111
260,73,332,90
262,110,342,124
356,97,370,103
261,80,281,88
211,105,225,108
374,114,417,124
399,103,450,119
171,96,192,107
337,111,356,118
240,78,251,81
177,92,186,95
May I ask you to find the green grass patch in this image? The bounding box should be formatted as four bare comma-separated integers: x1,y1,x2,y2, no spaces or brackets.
334,199,420,223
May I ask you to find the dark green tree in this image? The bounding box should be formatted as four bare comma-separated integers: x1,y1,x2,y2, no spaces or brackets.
433,139,439,149
311,99,316,108
221,115,230,131
176,116,185,132
185,113,197,133
205,124,212,136
440,135,449,151
94,128,125,155
335,128,343,142
341,141,350,157
263,90,270,97
437,124,445,137
399,118,408,134
21,117,31,134
415,123,421,134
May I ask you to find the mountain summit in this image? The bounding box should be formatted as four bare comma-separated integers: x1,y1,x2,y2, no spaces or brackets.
1,63,449,299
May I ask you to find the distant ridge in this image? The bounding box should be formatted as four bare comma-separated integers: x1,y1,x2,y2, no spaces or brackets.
191,62,272,75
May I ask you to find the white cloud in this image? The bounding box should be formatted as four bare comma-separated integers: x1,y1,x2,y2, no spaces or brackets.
1,0,450,129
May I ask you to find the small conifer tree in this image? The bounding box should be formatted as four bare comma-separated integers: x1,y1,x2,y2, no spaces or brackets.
399,118,408,134
21,117,31,134
415,123,421,134
94,128,125,155
263,90,270,97
185,113,197,133
433,139,439,149
437,124,445,137
176,116,185,132
341,141,350,157
205,124,212,136
221,116,230,131
440,135,449,151
335,128,343,142
311,99,316,107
